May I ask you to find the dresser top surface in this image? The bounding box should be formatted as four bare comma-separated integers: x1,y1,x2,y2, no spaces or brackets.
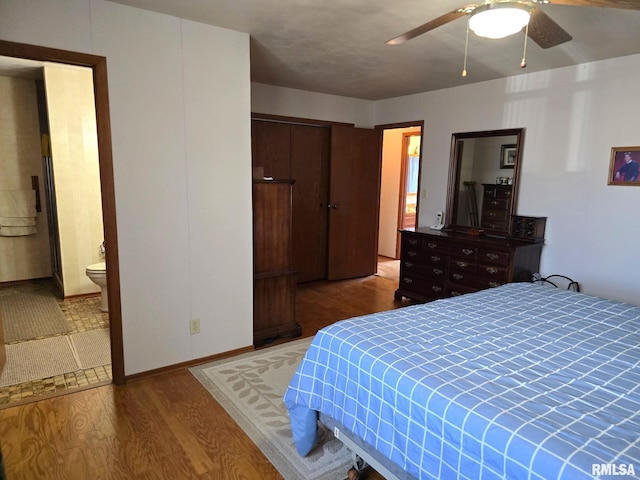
402,227,542,248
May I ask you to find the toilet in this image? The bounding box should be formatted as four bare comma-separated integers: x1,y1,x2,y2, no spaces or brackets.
86,262,108,312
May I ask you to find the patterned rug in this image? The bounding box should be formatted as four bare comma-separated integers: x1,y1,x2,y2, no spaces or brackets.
0,290,72,342
190,338,353,480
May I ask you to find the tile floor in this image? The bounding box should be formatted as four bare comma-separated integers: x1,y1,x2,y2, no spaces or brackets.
0,279,112,408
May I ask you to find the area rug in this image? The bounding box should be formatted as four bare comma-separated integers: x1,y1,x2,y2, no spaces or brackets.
0,336,80,387
0,290,72,342
70,329,111,369
190,338,353,480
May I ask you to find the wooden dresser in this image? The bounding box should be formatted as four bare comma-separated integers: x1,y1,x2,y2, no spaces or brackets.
395,228,544,302
253,180,301,346
481,184,513,231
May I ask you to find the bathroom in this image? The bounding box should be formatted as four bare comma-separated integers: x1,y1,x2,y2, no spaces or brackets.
0,59,111,406
0,60,106,302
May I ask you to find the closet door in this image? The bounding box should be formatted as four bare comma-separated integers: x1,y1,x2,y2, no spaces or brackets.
291,125,330,282
327,125,382,281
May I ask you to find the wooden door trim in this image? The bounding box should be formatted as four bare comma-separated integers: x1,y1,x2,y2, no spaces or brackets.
251,112,354,128
396,131,419,257
0,39,124,385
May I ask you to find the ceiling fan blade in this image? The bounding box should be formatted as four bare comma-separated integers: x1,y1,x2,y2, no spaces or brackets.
542,0,640,9
386,7,474,45
527,7,573,49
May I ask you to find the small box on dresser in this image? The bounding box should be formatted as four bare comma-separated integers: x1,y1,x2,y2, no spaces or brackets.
510,215,546,243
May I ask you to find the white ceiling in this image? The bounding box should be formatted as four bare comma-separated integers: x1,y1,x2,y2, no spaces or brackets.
4,1,640,100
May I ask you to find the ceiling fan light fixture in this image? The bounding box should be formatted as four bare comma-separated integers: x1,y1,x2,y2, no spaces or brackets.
469,4,531,39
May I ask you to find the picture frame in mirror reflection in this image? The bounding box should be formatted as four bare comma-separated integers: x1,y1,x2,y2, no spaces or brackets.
608,147,640,186
500,144,517,169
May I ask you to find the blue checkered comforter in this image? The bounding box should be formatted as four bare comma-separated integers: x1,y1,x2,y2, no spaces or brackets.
283,283,640,479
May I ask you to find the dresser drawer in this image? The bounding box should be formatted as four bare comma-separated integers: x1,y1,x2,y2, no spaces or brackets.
483,185,513,200
402,260,447,279
477,248,510,266
449,245,477,259
423,238,448,253
448,283,478,297
399,273,446,299
476,264,509,282
449,256,477,273
481,216,509,231
483,197,510,210
402,233,423,250
450,270,507,288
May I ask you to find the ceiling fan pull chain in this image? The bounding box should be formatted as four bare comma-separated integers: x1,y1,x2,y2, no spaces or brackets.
462,16,470,77
521,23,529,69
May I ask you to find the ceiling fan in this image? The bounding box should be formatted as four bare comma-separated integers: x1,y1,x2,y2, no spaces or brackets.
386,0,640,50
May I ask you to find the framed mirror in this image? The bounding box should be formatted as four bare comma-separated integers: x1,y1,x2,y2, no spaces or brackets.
444,128,524,237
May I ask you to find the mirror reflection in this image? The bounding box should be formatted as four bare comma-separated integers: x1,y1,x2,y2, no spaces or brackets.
445,128,523,236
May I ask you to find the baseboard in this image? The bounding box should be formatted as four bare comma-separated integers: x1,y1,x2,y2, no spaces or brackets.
123,344,256,383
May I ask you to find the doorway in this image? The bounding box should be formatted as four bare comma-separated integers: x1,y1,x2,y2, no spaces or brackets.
377,122,424,260
0,40,124,387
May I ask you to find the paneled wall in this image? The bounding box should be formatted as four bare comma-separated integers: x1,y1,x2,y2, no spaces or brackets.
44,63,104,297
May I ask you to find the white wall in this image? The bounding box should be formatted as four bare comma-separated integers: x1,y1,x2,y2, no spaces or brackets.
374,54,640,305
252,82,375,127
0,0,253,375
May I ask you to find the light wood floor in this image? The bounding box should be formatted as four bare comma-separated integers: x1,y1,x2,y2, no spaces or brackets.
0,263,407,479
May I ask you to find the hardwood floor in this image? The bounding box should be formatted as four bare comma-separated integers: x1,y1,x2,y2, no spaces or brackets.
0,268,408,479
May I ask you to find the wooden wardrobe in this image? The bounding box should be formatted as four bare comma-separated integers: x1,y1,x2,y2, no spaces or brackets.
252,180,301,346
251,118,382,283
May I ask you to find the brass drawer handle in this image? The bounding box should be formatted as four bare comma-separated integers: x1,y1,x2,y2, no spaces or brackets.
456,261,468,268
453,273,463,280
485,253,499,260
489,281,501,287
408,239,418,245
431,286,442,292
430,255,441,262
403,277,413,284
427,242,438,249
485,267,498,275
433,268,443,275
462,249,473,255
403,261,414,268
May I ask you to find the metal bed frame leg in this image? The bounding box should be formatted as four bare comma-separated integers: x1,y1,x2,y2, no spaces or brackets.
347,451,368,479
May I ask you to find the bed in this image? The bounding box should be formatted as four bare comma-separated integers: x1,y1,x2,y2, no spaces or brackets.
283,282,640,479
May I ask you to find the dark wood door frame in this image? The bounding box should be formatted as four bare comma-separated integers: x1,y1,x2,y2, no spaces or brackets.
0,39,124,385
377,121,424,259
396,130,422,256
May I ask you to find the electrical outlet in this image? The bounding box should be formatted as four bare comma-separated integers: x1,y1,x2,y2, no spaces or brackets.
190,318,200,335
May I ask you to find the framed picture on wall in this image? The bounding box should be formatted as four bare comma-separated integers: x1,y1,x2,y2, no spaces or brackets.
500,144,516,169
608,147,640,186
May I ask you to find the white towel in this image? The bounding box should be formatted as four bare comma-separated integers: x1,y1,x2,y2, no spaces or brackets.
0,190,37,218
0,225,37,236
0,216,36,227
